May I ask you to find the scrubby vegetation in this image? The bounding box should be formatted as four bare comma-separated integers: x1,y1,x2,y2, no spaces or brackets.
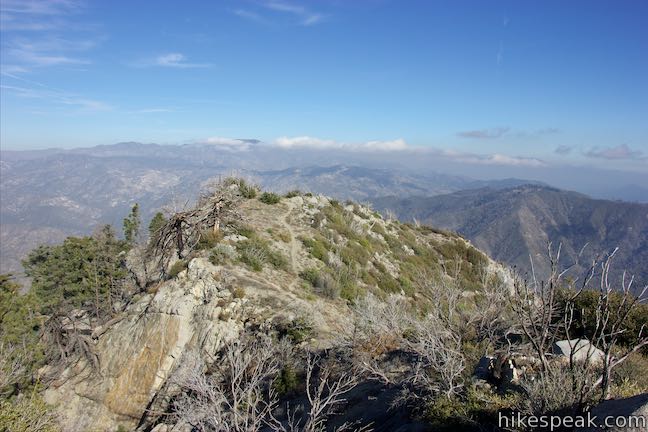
223,177,259,199
167,259,188,278
259,191,281,205
235,229,288,272
284,190,301,198
208,244,236,266
195,229,223,250
2,179,647,432
0,392,60,432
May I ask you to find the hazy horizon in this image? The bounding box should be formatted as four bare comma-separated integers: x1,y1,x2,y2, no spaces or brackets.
1,0,647,177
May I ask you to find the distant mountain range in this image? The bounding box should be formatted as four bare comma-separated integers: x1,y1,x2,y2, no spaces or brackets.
0,142,540,276
1,142,646,288
372,185,648,287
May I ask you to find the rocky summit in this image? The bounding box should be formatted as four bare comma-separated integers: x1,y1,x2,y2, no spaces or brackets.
2,181,646,432
35,184,511,431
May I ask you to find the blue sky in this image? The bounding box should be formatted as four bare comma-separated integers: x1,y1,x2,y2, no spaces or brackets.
1,0,647,172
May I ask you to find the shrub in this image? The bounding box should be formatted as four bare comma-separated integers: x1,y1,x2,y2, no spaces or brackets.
340,279,361,302
280,317,313,344
274,365,299,396
311,212,325,229
0,393,60,432
375,271,400,293
236,238,287,272
558,289,648,349
195,229,223,250
340,242,370,266
372,223,386,236
231,286,246,299
266,249,288,270
0,276,44,392
299,267,340,299
284,190,301,198
223,177,258,198
314,272,339,299
239,181,259,199
425,387,520,431
209,244,235,266
236,224,257,239
168,260,188,278
237,240,266,271
521,363,597,415
301,237,330,263
398,276,414,296
277,231,292,243
611,352,648,397
299,268,320,286
322,206,356,239
259,192,281,205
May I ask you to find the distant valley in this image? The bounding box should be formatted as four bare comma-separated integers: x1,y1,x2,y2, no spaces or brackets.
1,142,646,288
0,143,537,276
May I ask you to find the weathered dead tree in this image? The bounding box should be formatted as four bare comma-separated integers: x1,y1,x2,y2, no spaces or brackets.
345,290,467,401
148,181,244,274
511,244,648,413
40,310,100,378
572,249,648,401
510,243,597,373
172,334,283,432
268,353,362,432
0,343,27,397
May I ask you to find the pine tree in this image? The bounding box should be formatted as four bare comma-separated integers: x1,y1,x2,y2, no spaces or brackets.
123,203,141,244
148,211,167,238
22,226,128,316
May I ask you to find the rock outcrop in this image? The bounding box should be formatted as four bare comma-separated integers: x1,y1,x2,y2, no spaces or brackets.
43,193,515,431
552,339,605,365
44,258,245,431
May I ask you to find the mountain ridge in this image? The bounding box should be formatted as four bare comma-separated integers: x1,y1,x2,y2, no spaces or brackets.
372,184,648,286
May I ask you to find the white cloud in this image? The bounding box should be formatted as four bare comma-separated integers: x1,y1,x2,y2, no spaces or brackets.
361,139,408,151
440,149,545,167
274,136,409,152
258,1,324,26
153,53,210,69
198,137,253,151
275,136,340,149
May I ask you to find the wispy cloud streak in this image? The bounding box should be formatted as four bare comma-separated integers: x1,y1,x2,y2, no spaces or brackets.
0,82,111,111
0,0,83,31
156,53,209,68
235,1,324,26
457,127,510,139
585,144,644,160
